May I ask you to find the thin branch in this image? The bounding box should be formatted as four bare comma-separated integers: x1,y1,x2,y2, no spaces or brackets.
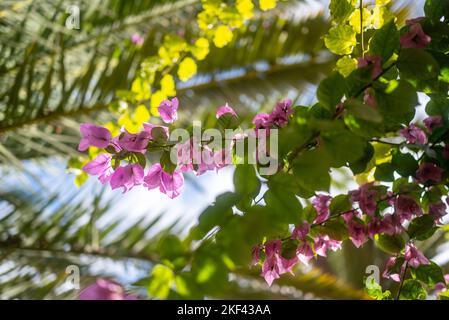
396,262,408,300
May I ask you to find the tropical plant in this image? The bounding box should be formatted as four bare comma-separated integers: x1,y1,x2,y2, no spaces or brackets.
1,0,445,301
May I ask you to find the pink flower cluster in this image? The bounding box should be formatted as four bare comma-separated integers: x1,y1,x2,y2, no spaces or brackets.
400,18,431,49
79,278,137,300
254,177,447,285
254,220,342,286
79,98,183,198
252,99,293,130
79,98,294,198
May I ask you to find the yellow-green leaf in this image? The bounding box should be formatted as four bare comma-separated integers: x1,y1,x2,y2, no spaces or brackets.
191,37,210,61
131,77,151,101
259,0,277,11
336,56,358,77
213,25,233,48
349,8,372,33
160,74,176,97
324,25,357,55
237,0,254,19
372,5,395,29
134,104,150,124
150,90,167,115
177,57,197,82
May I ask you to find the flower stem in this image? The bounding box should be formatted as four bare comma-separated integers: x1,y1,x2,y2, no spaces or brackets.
396,262,409,300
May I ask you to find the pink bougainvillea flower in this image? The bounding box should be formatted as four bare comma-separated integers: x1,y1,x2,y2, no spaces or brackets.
423,116,443,133
341,209,360,223
357,55,382,79
176,139,194,172
261,240,294,286
382,257,404,282
160,170,184,199
131,33,144,46
252,113,271,129
367,217,384,238
118,130,151,153
291,221,310,241
348,220,368,248
416,162,443,184
399,124,428,145
79,278,137,300
395,195,422,222
82,153,114,184
78,123,112,151
312,194,332,224
405,243,430,268
400,23,431,49
268,99,293,128
251,245,261,266
296,242,314,265
216,103,237,118
381,214,404,235
143,163,163,190
158,97,179,123
110,164,144,193
142,123,169,140
314,235,342,257
143,163,184,198
110,137,122,153
429,201,448,223
193,146,218,176
349,182,378,216
363,88,376,107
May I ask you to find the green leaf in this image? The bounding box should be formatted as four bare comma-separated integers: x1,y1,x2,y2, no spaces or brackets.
375,233,405,255
349,142,375,174
151,127,169,143
147,264,175,299
368,20,399,62
364,277,392,300
324,25,357,55
336,56,358,77
315,219,348,241
157,235,185,261
398,48,440,82
317,71,347,110
191,246,229,293
374,163,395,182
408,214,437,241
233,164,261,198
344,98,383,123
425,0,449,23
293,148,331,193
426,95,449,118
329,0,355,24
217,112,239,131
391,150,418,177
321,129,367,167
329,194,352,216
439,291,449,300
264,188,303,224
399,279,427,300
134,152,147,168
197,192,238,235
375,80,418,129
412,261,445,287
160,150,177,174
392,177,422,194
